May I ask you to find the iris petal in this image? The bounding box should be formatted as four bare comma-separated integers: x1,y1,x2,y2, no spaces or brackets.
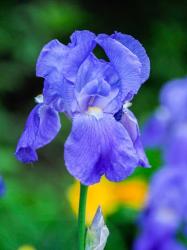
96,34,142,101
76,54,118,92
64,113,138,185
75,54,120,113
43,79,75,115
15,104,61,163
36,30,96,83
83,79,111,97
75,78,112,112
121,109,149,167
112,32,150,84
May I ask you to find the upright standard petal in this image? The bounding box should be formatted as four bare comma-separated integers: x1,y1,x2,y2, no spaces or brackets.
15,104,61,163
76,54,118,92
112,32,150,84
75,78,112,112
64,113,138,185
96,34,142,101
120,109,149,167
36,30,96,83
36,39,67,82
75,54,121,114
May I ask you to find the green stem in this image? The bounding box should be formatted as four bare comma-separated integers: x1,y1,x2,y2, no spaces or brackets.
78,183,88,250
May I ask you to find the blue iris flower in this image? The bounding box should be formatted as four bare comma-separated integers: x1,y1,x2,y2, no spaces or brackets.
15,30,150,185
134,232,186,250
142,77,187,166
134,167,187,250
136,77,187,249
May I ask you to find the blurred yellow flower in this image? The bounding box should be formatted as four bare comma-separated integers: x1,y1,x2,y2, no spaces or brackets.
67,177,148,224
17,245,36,250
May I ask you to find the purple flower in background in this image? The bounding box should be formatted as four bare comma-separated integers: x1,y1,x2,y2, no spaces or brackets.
134,167,187,250
142,106,170,148
161,239,187,250
134,231,186,250
144,167,187,231
142,77,187,166
160,77,187,122
15,30,150,185
137,77,187,250
0,176,5,196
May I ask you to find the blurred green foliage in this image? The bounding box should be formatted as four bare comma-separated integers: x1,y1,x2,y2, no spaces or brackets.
0,0,187,249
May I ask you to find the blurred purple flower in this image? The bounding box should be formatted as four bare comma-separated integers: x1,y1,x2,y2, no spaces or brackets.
15,30,150,185
142,77,187,166
0,176,5,196
134,230,186,250
160,77,187,122
144,167,187,231
161,239,187,250
134,167,187,250
142,106,170,148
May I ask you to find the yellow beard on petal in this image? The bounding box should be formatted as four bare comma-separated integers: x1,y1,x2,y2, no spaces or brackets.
87,106,103,119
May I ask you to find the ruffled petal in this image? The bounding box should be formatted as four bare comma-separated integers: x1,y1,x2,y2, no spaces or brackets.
75,78,112,112
36,30,96,83
121,109,149,167
15,104,61,163
76,54,119,91
43,79,76,115
112,32,150,84
96,34,142,101
142,107,170,148
36,39,67,82
94,87,120,114
64,113,138,185
74,54,121,114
